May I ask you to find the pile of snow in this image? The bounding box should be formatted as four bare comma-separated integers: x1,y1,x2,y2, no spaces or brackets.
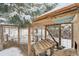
0,47,23,56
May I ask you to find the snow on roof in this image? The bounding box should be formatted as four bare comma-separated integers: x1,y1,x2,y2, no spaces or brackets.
0,47,23,56
37,3,73,18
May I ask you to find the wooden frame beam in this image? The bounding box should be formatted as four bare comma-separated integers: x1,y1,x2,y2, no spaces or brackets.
18,27,20,47
71,23,74,48
59,24,61,46
41,27,43,40
45,26,47,39
28,27,31,56
1,26,4,42
46,22,72,26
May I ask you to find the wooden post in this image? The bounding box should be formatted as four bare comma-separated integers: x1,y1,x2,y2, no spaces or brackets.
71,23,73,48
41,27,43,40
1,25,4,43
18,27,20,47
35,28,38,42
32,28,34,42
73,14,79,55
9,27,10,37
45,26,47,39
28,27,31,56
59,24,61,46
0,25,3,50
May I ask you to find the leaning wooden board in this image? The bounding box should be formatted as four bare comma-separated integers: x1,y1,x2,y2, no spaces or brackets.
32,39,56,55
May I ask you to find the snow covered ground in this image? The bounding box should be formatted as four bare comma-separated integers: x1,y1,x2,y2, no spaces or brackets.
0,47,23,56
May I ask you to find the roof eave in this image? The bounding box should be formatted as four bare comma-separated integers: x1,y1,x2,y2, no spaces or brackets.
33,3,79,22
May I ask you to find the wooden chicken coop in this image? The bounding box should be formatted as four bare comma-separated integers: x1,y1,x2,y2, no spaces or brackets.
28,3,79,56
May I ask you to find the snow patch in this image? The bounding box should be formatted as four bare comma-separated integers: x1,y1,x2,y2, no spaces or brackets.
0,18,7,21
0,47,23,56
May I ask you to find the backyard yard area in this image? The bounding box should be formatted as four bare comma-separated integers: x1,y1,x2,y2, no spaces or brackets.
0,3,79,56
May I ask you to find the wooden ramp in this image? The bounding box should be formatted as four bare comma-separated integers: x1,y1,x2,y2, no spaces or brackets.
32,39,56,55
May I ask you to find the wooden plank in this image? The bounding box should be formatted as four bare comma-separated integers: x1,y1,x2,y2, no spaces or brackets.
32,18,53,27
37,42,45,50
59,24,61,45
44,40,53,47
34,42,46,54
39,40,47,49
43,40,51,47
18,27,20,47
28,27,31,56
33,39,56,55
71,23,73,48
73,14,79,55
46,39,56,46
41,27,43,40
41,40,49,49
46,22,72,26
46,39,54,45
45,26,47,39
1,26,4,42
51,10,78,19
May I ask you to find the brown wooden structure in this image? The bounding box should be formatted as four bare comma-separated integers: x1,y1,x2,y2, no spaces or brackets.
28,3,79,56
0,24,20,50
32,39,56,55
